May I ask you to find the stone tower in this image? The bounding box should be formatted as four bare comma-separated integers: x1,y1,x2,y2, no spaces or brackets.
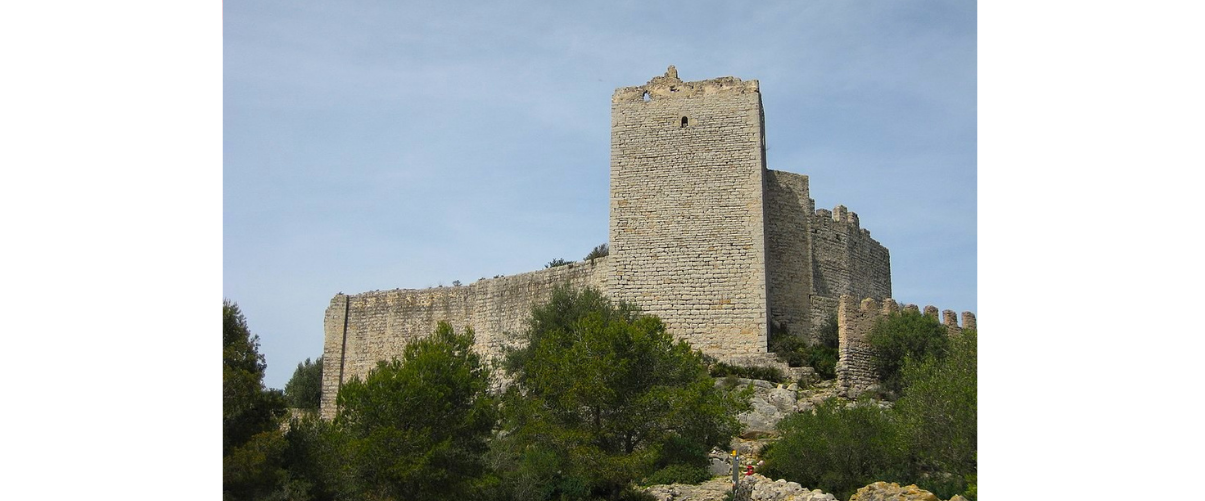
608,66,770,359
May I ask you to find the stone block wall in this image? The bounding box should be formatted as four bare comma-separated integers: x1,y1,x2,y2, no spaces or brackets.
835,295,977,397
808,206,891,334
765,170,815,341
608,67,769,359
765,173,892,345
319,258,610,419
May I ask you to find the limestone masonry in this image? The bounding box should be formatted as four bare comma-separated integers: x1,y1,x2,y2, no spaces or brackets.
320,67,975,418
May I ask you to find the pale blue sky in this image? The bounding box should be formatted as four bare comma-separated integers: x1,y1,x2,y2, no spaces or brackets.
224,0,977,390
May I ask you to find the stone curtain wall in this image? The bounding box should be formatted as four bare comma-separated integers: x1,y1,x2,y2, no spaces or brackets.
765,170,815,341
808,206,892,336
319,258,610,419
609,67,770,359
835,295,976,397
765,172,892,345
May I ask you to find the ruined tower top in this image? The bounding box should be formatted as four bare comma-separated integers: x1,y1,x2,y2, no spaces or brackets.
612,65,760,103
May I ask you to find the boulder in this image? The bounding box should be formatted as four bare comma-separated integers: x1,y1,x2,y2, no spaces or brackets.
732,380,803,438
643,477,733,501
732,474,837,501
847,481,941,501
708,457,732,476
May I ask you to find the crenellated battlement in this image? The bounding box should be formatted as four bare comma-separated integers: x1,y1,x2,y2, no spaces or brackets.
854,298,975,333
836,295,976,397
813,205,866,230
830,205,860,229
612,65,760,103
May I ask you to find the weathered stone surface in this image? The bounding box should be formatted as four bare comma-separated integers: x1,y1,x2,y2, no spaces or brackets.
644,477,733,501
731,474,837,501
723,377,848,438
319,260,610,418
737,382,802,438
708,457,732,476
611,67,769,360
847,481,941,501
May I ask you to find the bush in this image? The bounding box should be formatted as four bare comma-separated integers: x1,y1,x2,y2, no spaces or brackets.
641,464,712,486
767,316,838,379
764,328,978,501
761,399,906,500
546,258,571,268
865,310,950,395
707,360,785,383
585,243,609,261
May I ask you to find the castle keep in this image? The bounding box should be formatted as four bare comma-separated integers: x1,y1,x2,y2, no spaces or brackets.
320,67,969,418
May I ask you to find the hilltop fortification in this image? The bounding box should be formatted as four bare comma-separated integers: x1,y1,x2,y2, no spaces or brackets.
320,67,934,419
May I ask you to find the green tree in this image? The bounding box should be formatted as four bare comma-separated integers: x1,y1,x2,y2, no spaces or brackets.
223,299,288,500
893,329,977,499
865,310,950,395
285,356,323,410
280,415,356,501
498,286,748,500
336,322,497,501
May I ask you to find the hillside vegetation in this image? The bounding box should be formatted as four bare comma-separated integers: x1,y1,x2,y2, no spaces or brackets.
762,312,977,500
223,292,976,501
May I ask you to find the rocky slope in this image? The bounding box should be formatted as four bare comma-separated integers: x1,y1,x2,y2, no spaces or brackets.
641,377,965,501
644,474,963,501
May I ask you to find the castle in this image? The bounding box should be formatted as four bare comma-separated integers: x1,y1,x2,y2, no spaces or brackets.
319,67,973,419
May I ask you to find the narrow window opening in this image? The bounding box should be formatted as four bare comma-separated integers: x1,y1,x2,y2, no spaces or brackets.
680,116,689,128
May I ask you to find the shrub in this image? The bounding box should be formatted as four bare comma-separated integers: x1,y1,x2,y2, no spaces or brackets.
767,316,838,379
707,360,785,383
641,464,712,486
761,399,906,500
585,243,609,261
865,310,950,395
763,327,978,501
546,258,571,268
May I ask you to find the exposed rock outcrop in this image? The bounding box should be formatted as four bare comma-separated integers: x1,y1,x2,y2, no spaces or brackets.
847,481,942,501
722,377,844,438
646,476,966,501
643,478,733,501
732,474,837,501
